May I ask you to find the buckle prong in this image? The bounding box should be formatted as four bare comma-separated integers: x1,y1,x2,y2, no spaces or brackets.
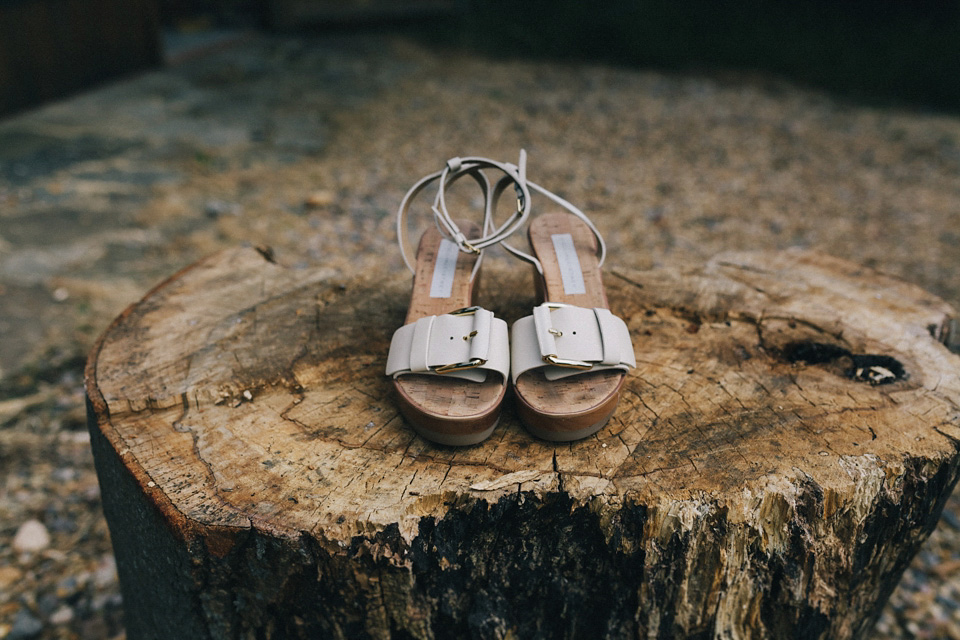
542,354,593,370
433,357,486,374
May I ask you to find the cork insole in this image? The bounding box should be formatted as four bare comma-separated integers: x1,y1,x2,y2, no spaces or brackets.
394,222,505,421
515,213,624,422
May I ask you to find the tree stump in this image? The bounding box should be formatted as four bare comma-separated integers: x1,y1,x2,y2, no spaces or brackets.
85,246,960,640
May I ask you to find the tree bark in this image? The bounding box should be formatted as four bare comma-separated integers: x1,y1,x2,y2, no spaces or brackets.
85,246,960,640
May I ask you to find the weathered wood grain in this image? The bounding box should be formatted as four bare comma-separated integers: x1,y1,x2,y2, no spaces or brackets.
86,246,960,639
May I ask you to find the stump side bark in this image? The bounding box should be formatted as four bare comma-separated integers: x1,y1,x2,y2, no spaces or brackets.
85,246,960,640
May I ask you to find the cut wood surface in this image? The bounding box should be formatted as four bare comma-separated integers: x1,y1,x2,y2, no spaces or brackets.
85,246,960,640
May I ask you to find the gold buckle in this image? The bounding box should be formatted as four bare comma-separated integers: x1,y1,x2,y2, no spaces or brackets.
542,354,593,370
514,183,526,214
540,303,592,369
432,306,486,373
433,357,487,374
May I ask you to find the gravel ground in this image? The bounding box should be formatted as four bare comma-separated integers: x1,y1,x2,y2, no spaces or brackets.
1,32,959,639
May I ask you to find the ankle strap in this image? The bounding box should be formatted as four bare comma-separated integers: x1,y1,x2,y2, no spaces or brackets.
396,150,607,276
499,174,607,275
396,152,533,275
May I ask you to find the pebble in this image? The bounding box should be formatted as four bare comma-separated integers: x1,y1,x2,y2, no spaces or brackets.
90,592,122,612
12,520,50,553
305,190,335,209
7,609,43,640
0,566,23,590
56,576,81,599
36,593,59,616
204,199,242,218
51,467,77,483
44,508,77,534
93,554,117,588
48,605,74,625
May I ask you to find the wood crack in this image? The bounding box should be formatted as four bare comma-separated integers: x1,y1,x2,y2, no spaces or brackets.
168,403,290,534
553,450,564,494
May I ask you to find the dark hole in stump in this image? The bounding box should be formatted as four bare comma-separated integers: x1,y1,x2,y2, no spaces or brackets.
848,354,907,386
782,342,907,386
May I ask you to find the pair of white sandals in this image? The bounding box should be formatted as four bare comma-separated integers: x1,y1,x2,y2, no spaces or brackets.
385,152,636,446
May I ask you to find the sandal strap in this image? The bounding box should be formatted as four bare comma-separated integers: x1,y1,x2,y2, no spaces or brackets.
510,303,635,384
396,152,533,275
396,150,605,277
386,307,510,383
432,153,532,254
500,176,607,275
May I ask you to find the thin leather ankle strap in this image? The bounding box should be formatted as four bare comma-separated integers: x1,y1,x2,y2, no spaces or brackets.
500,173,607,275
396,152,533,275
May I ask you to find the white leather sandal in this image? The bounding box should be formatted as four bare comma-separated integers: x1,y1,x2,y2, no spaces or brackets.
504,157,636,441
386,155,531,446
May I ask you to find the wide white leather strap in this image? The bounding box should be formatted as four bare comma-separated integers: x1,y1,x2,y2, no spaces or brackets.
510,303,636,383
386,308,510,383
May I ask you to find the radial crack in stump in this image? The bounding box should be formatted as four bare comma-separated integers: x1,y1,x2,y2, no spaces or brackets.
86,246,960,640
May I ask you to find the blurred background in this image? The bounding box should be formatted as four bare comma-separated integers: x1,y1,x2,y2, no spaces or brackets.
3,0,960,117
1,1,959,638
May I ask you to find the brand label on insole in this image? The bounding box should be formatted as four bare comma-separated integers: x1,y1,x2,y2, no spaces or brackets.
429,239,460,298
551,233,586,295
